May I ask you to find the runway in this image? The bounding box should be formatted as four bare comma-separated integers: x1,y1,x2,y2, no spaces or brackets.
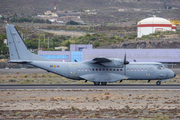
0,84,180,89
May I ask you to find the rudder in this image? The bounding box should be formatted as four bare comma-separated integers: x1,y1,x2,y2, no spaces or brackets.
6,25,50,61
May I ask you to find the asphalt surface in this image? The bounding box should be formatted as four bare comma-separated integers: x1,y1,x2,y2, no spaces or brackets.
0,84,180,89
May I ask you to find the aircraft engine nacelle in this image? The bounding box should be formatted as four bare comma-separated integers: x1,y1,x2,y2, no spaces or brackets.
101,59,123,68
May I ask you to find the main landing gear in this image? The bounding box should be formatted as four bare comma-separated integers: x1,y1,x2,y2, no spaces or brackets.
94,82,107,85
156,81,161,86
101,82,107,85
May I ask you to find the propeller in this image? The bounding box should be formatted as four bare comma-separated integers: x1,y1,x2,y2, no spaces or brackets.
124,53,129,65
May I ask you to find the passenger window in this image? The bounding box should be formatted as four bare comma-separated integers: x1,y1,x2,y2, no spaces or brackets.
99,68,101,71
103,69,105,71
92,69,94,71
138,68,140,71
120,69,122,71
78,69,80,71
127,69,129,71
145,68,147,71
106,69,108,71
82,69,84,71
89,69,91,71
131,69,133,71
96,68,98,71
141,68,143,71
117,69,119,71
134,69,136,71
110,69,112,71
85,69,87,71
113,69,115,71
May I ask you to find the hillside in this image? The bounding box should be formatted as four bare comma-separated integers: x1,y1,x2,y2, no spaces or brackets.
0,0,180,15
99,39,180,49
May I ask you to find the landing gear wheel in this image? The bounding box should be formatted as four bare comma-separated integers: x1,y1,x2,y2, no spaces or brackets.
94,82,100,85
156,81,161,86
101,82,107,85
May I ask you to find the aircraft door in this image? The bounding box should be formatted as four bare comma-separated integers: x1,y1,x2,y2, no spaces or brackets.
70,64,77,78
148,67,154,78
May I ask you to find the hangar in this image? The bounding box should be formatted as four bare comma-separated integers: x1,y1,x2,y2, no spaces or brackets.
38,44,180,68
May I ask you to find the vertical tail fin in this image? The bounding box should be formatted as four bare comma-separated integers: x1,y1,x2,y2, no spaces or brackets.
6,25,50,62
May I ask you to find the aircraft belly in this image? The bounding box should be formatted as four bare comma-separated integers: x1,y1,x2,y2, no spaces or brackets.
30,61,68,77
80,73,129,82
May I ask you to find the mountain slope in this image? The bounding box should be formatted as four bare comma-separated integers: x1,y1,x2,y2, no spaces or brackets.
0,0,180,15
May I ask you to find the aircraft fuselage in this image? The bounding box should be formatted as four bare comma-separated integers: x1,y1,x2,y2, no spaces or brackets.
30,61,175,82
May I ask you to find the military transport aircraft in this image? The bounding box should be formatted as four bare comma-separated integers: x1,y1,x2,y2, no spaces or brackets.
6,24,176,85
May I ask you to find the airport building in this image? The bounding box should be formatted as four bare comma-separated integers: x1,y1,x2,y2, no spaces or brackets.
38,44,180,68
38,44,92,62
137,16,176,38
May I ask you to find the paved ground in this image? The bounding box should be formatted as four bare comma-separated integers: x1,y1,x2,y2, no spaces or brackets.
0,89,180,119
0,84,180,89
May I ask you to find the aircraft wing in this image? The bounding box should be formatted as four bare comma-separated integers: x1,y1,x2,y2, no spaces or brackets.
90,57,112,63
79,73,129,83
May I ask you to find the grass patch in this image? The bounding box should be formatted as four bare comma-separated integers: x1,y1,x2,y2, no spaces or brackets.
9,79,16,82
23,74,28,78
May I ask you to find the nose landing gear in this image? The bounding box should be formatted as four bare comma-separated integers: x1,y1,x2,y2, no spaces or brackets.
156,81,161,86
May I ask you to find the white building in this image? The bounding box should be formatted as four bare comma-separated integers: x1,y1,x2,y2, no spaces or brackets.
137,16,176,38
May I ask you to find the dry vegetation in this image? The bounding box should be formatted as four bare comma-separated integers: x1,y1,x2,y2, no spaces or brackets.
0,89,180,119
0,70,180,85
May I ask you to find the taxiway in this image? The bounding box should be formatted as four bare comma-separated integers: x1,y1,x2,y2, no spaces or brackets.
0,84,180,89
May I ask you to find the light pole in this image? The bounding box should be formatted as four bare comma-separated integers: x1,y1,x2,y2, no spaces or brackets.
39,35,41,50
26,34,32,40
43,33,45,43
38,33,45,50
72,32,73,38
93,20,94,32
48,37,50,49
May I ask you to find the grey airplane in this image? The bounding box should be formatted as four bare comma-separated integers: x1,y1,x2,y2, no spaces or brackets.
6,24,176,85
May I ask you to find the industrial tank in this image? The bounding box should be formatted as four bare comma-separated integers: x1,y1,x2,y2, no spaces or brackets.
137,16,175,38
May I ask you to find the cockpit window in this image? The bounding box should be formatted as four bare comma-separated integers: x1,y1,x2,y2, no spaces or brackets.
157,64,165,70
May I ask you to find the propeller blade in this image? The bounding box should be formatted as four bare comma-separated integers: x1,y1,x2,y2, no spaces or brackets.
124,53,126,63
124,53,129,64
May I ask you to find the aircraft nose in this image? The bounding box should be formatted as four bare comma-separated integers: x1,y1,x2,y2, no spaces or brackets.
168,69,176,78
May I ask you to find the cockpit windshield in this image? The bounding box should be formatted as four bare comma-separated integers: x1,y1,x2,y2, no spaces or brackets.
157,64,165,70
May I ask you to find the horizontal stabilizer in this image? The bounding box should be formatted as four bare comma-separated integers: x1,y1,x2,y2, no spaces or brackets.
80,73,129,83
8,60,32,63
